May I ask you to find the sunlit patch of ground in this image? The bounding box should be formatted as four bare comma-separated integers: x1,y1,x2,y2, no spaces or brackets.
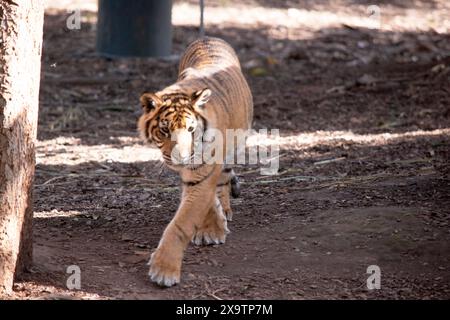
37,137,161,166
44,0,450,34
36,128,449,166
249,128,450,149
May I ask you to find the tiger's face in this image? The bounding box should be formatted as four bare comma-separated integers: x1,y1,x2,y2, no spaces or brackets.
138,88,211,168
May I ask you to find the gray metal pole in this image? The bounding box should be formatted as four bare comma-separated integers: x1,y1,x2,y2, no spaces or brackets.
200,0,205,37
96,0,172,57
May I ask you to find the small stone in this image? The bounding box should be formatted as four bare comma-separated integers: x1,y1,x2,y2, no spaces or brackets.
121,234,133,241
210,259,219,267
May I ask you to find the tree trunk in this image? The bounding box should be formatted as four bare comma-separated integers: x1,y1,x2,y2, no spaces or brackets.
0,1,44,295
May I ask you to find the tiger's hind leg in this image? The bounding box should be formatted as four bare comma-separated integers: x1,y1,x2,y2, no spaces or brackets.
192,167,239,245
192,196,229,246
217,168,240,221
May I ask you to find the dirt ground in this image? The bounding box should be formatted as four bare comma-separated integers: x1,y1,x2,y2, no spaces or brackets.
5,0,450,299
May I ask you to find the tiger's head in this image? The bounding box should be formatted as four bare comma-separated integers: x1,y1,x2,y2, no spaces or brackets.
138,88,211,168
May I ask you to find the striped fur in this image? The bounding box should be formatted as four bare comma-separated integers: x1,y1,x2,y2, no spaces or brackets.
138,37,253,287
176,37,253,129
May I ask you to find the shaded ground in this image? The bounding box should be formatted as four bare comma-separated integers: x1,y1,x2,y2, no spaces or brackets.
5,0,450,299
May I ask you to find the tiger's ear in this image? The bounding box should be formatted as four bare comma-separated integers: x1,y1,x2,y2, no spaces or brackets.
192,88,211,111
140,93,163,113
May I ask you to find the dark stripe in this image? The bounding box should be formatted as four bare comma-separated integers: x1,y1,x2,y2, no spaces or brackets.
163,110,175,117
144,119,151,139
153,131,162,143
181,167,215,187
216,180,230,187
174,223,189,243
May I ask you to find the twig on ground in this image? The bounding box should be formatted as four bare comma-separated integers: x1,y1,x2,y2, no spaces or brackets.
244,175,323,185
314,157,346,166
205,283,225,300
34,176,67,187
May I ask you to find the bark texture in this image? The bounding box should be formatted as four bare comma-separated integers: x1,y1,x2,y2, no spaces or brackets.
0,0,44,295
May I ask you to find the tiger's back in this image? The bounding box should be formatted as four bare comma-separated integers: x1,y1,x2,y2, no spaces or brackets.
166,37,253,131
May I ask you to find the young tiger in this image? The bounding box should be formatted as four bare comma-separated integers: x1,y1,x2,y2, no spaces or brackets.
138,37,253,287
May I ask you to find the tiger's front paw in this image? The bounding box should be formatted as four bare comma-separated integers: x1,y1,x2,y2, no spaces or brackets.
148,248,181,287
192,216,229,246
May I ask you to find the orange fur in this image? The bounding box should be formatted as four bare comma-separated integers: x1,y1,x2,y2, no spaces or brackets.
138,37,253,286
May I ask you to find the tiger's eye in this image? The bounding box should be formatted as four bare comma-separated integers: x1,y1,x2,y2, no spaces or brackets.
188,126,194,132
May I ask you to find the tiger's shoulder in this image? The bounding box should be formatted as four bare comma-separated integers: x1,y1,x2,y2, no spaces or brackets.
167,37,253,130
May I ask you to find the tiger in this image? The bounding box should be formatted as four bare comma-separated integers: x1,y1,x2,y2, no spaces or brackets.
137,37,253,287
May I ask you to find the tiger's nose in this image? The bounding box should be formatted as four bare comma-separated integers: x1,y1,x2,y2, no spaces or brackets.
171,152,191,165
172,128,193,164
180,155,191,164
178,141,192,162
